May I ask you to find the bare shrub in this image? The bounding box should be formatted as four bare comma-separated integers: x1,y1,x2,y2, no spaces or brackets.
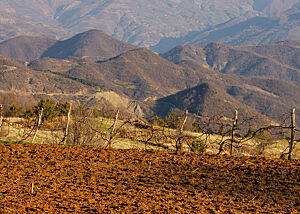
67,106,104,146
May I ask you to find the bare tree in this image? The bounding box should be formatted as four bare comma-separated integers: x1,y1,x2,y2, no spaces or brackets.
91,109,133,148
192,111,293,157
192,114,232,154
131,120,158,150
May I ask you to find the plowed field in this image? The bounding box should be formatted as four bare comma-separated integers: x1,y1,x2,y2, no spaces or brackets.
0,143,299,213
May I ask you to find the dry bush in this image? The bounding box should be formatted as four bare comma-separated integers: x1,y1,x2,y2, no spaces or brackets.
67,106,104,146
0,126,9,137
0,92,35,116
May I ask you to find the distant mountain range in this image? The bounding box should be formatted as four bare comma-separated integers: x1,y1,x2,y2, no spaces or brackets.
0,29,299,125
152,7,300,53
1,0,300,48
161,42,300,85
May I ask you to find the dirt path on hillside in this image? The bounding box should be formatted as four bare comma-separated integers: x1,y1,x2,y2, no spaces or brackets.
0,143,299,213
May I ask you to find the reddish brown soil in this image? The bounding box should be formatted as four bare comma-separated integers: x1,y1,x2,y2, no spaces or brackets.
0,143,299,213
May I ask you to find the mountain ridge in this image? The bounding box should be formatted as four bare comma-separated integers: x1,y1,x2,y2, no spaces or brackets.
41,29,138,61
152,7,300,53
161,42,300,85
0,28,299,126
0,30,138,62
26,40,300,126
0,36,57,61
1,0,300,47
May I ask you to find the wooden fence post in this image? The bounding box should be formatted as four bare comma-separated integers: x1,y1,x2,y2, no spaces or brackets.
31,108,43,144
288,108,295,160
0,104,3,127
107,109,119,148
62,104,72,144
230,109,238,155
176,110,188,155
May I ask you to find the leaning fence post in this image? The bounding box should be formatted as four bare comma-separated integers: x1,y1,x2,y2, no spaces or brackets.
288,108,295,160
230,109,238,155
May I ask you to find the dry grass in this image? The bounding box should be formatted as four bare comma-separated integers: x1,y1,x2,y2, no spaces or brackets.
0,117,299,159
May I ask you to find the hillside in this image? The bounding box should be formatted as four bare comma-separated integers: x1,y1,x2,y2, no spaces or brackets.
41,30,138,61
0,55,145,118
159,42,300,123
153,76,300,125
152,7,300,53
155,82,259,117
31,48,211,100
0,18,70,43
0,32,298,126
161,42,300,85
244,40,300,70
0,30,138,62
0,55,97,101
1,0,300,47
0,36,56,61
29,43,300,126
